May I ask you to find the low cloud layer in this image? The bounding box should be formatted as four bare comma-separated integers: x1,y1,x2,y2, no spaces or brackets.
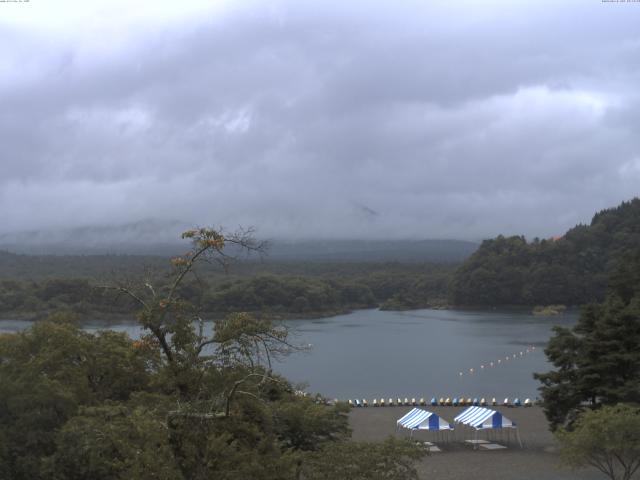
1,0,639,241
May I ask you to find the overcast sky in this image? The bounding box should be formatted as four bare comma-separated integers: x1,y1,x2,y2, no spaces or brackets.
1,0,639,241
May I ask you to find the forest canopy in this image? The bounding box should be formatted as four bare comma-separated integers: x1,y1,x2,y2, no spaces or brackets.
451,198,640,306
0,262,454,320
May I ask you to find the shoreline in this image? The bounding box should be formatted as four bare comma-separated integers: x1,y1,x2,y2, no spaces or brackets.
0,303,581,324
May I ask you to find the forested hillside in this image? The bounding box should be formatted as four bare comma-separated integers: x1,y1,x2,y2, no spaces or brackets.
451,198,640,306
0,259,454,320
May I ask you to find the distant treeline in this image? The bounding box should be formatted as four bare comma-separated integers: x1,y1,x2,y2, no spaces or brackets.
204,271,451,314
4,198,639,315
0,263,455,319
451,198,640,306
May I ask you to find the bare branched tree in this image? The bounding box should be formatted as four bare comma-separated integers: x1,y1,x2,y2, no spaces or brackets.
100,226,305,413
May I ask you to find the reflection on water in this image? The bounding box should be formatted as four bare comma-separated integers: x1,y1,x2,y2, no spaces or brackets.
0,308,576,399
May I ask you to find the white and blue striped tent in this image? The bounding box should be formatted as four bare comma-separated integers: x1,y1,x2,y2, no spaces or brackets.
453,406,516,429
397,408,453,432
454,406,522,447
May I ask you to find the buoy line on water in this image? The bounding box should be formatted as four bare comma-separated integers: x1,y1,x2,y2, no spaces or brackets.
336,345,538,408
393,311,540,378
457,345,537,378
338,343,540,409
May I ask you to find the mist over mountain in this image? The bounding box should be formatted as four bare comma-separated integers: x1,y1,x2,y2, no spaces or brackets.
0,219,477,262
0,219,190,255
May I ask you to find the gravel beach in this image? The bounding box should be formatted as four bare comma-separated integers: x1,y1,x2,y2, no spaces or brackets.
349,405,604,480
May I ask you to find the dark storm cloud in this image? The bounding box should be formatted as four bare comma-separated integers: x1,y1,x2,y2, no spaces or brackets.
1,0,639,240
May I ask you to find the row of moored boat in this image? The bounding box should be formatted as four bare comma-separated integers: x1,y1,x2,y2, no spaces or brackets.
347,397,533,407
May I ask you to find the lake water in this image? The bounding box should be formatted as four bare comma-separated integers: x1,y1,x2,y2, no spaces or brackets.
0,308,576,400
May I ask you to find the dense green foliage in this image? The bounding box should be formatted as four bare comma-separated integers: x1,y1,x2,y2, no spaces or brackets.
556,404,640,480
300,438,426,480
534,251,640,430
0,279,136,317
378,272,450,310
0,251,169,280
0,228,426,479
451,198,640,306
0,315,357,480
0,261,456,319
202,275,376,315
0,314,157,479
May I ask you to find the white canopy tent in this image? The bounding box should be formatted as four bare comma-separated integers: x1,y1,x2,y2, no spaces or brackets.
396,408,453,441
454,406,522,448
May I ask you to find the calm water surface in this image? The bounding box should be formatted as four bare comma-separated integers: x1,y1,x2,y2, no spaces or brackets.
280,308,577,400
0,308,576,400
